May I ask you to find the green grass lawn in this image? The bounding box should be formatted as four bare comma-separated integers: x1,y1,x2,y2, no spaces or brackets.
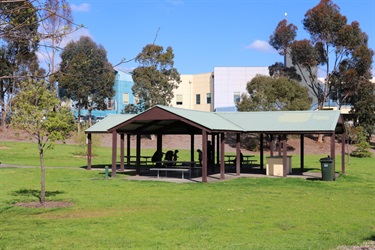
0,141,374,249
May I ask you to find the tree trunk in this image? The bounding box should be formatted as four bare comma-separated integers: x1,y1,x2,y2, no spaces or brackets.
88,105,93,127
38,142,46,204
1,81,6,130
77,100,81,133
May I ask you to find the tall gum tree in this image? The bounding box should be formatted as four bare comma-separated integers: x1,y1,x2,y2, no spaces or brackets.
58,36,115,129
269,0,374,140
126,44,180,113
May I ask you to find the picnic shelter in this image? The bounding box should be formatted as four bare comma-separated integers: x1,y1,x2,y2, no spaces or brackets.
85,105,346,182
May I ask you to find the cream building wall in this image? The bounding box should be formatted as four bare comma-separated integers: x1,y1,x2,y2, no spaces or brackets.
171,72,213,111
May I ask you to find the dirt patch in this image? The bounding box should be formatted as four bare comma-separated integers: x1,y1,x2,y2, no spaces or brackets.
14,201,74,208
337,241,375,250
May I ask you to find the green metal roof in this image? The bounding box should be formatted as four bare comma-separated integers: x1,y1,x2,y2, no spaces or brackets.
85,106,343,134
85,114,136,133
217,110,342,133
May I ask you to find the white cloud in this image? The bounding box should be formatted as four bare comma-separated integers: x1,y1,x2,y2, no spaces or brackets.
246,40,275,53
71,3,90,12
60,28,92,48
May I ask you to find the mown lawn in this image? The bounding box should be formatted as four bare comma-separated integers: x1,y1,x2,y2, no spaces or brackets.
0,141,374,249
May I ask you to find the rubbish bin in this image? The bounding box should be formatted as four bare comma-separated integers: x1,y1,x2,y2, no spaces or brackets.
319,157,335,181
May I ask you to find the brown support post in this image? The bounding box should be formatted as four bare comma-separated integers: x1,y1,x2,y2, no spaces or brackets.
300,134,304,171
87,133,92,170
120,134,125,172
278,135,281,156
202,130,208,183
260,133,264,170
136,134,141,176
111,130,117,178
127,134,131,168
270,134,274,157
236,133,241,176
157,134,162,154
341,132,346,174
156,134,163,168
331,132,336,180
220,133,225,180
211,134,215,166
216,133,220,168
282,135,287,177
190,134,194,162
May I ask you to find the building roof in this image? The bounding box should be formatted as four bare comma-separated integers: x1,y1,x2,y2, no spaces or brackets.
86,105,344,135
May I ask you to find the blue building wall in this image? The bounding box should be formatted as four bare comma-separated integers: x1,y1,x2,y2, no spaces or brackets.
73,69,135,118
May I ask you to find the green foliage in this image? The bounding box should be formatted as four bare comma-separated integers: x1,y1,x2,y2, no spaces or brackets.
350,80,375,138
237,75,311,111
268,62,302,81
58,36,115,122
269,19,298,56
350,126,373,158
130,44,181,113
11,78,75,147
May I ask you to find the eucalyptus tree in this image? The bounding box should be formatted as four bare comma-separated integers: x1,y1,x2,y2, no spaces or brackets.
236,75,311,112
269,0,374,139
127,44,180,113
11,77,75,204
270,0,372,109
58,36,115,128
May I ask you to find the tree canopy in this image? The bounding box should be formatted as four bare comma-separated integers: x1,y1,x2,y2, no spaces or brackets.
236,75,311,112
58,36,115,126
124,44,180,113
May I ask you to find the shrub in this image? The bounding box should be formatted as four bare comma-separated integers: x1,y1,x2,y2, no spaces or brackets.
350,126,373,158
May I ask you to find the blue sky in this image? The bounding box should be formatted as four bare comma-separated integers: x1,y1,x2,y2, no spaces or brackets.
65,0,375,75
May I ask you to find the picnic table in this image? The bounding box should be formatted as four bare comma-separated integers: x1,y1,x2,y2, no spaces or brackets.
127,156,153,165
151,161,198,179
225,155,257,165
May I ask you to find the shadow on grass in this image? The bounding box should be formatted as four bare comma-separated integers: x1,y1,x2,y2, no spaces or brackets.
12,189,65,198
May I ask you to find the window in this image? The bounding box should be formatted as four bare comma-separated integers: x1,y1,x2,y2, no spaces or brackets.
233,92,240,103
206,93,211,104
196,94,201,105
176,94,183,105
123,93,129,104
106,99,113,110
